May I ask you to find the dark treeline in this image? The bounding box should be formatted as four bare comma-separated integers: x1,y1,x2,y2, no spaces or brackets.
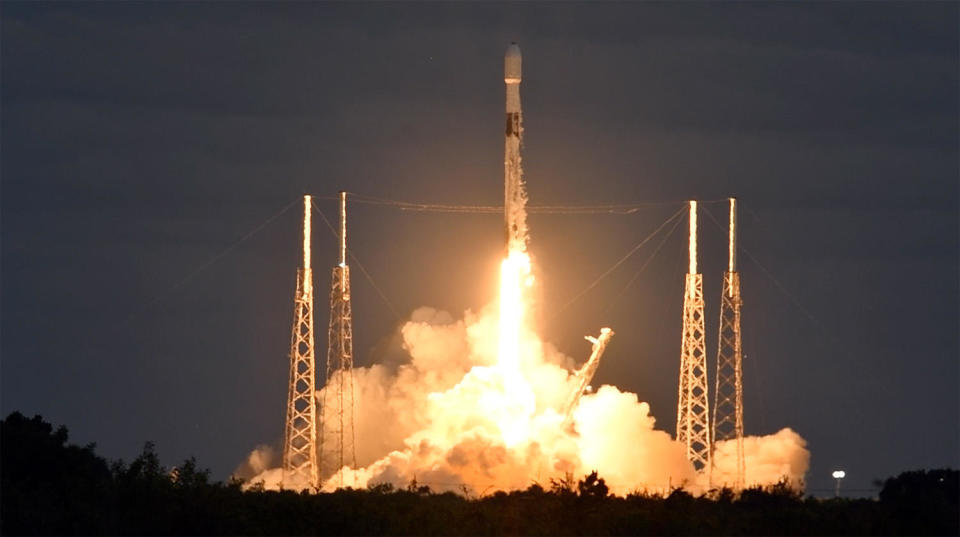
2,412,957,536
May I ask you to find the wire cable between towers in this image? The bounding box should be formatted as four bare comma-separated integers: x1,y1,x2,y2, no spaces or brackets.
313,205,403,323
600,210,688,316
136,197,302,316
699,204,829,338
338,192,725,215
78,196,302,359
549,204,689,322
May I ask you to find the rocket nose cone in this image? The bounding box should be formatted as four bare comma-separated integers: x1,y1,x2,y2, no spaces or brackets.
505,42,521,82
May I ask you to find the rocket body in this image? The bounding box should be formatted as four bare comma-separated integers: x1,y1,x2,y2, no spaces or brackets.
504,43,528,254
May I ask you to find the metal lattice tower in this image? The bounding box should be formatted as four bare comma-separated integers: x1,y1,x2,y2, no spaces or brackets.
711,198,744,489
282,195,319,490
676,200,711,472
319,191,356,488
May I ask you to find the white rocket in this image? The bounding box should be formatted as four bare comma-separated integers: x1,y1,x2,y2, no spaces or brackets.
504,42,528,254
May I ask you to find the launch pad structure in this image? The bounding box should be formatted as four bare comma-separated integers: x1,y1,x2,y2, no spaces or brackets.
282,195,320,490
281,191,358,490
319,191,357,487
674,198,747,487
561,328,615,429
676,201,711,473
711,198,745,488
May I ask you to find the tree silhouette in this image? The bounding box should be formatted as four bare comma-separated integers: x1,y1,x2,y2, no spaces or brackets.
1,412,114,534
2,411,958,536
577,471,609,498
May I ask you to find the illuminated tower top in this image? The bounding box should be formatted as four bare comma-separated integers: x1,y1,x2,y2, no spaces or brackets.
728,197,737,273
688,200,698,275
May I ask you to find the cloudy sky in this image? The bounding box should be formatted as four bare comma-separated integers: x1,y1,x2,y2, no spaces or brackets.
2,2,956,496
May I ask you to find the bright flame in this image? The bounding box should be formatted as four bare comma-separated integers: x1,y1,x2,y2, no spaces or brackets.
498,250,530,374
495,249,535,446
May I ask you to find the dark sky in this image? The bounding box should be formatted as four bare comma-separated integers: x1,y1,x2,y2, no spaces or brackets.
2,2,957,498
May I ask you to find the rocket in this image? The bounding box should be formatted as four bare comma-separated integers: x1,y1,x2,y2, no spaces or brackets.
504,42,528,254
504,42,522,135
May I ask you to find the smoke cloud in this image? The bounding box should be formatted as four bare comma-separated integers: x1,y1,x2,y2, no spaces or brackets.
234,445,282,488
712,428,810,490
245,305,809,495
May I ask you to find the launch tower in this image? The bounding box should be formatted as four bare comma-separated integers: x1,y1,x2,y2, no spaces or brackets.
319,191,357,487
282,195,320,490
711,198,744,488
676,201,711,472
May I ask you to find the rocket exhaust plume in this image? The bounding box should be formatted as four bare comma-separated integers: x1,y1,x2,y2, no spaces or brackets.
242,46,810,496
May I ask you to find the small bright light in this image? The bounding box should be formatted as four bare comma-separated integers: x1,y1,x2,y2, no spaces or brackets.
832,470,845,479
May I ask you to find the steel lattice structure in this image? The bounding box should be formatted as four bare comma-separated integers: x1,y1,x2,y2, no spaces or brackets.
676,201,711,472
712,272,744,487
712,198,744,489
560,328,615,429
282,195,319,490
319,191,356,488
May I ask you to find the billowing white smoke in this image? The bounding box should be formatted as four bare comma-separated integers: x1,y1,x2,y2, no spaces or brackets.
244,305,809,495
234,445,282,488
712,428,810,490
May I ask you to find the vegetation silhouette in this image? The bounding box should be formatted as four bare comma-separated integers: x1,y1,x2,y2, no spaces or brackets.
2,412,957,536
